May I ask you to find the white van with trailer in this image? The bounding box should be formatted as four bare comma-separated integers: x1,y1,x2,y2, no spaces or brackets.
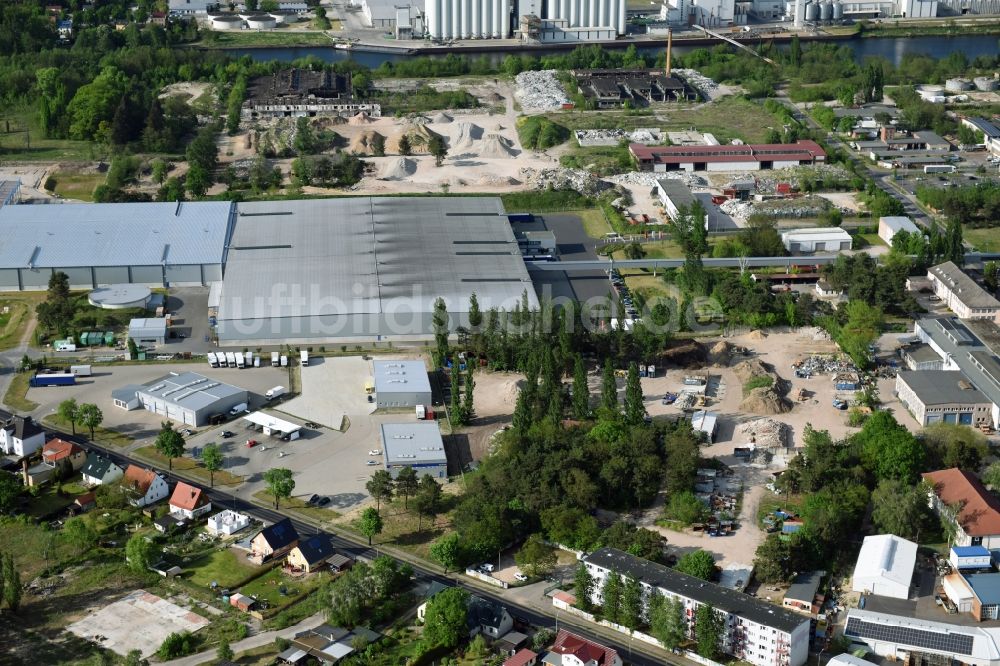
54,341,76,352
207,352,219,368
226,352,236,367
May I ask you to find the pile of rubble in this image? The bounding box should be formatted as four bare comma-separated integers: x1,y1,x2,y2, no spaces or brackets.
673,69,719,97
574,128,665,147
773,163,854,189
753,195,833,219
737,418,790,450
519,167,611,196
514,70,569,111
792,354,857,376
719,198,754,221
606,171,708,189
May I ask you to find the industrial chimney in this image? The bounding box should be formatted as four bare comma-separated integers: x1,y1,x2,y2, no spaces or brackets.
666,28,673,78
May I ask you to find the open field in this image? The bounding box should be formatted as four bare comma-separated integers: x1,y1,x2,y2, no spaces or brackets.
187,547,260,588
965,226,1000,252
45,414,134,448
47,170,104,201
0,110,99,162
337,495,458,560
0,294,39,350
575,208,614,238
239,567,326,610
200,29,334,48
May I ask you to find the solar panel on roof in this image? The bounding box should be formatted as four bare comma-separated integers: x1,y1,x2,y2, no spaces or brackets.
844,617,974,656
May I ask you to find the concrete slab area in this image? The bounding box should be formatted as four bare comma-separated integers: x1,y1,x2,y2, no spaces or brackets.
280,356,375,428
67,589,209,657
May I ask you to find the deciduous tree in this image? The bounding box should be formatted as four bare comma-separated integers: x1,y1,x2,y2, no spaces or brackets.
201,443,224,488
422,587,468,648
514,534,556,578
430,533,462,573
77,403,103,440
263,468,295,509
394,466,418,509
125,533,157,573
675,549,715,580
358,507,383,546
154,421,185,470
57,398,79,434
366,469,394,514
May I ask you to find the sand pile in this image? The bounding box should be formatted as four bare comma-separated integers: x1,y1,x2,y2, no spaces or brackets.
431,111,453,123
707,341,731,366
479,133,517,158
314,117,346,129
733,358,773,384
740,387,792,415
747,330,768,340
386,123,442,154
348,112,374,125
380,157,418,181
479,174,521,186
349,130,385,155
451,122,483,151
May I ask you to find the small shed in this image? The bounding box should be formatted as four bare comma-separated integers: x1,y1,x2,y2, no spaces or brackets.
951,545,992,571
327,553,354,573
128,318,167,345
690,410,718,443
833,373,859,391
230,592,256,612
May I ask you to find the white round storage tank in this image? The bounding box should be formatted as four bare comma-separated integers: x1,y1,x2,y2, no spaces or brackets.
238,11,255,20
945,78,973,92
819,1,832,20
974,76,998,92
269,10,298,23
427,0,439,38
211,15,243,29
246,14,277,29
805,1,820,21
831,1,843,19
88,285,152,310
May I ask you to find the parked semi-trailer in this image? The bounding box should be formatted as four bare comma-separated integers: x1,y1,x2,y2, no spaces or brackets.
30,373,77,387
271,352,280,367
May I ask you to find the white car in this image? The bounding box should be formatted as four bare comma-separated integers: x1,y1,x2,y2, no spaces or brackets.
366,460,378,466
368,449,382,456
514,572,528,582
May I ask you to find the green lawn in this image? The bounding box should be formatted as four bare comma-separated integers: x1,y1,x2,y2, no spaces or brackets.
251,490,340,523
44,414,133,448
200,29,333,48
573,208,613,239
46,171,105,202
239,567,325,610
24,483,78,519
0,295,40,350
134,445,244,487
4,372,39,412
187,548,260,589
610,240,686,260
965,226,1000,252
336,496,457,561
756,494,805,531
0,110,100,162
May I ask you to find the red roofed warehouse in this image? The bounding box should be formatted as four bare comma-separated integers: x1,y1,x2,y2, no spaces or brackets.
630,140,826,173
923,468,1000,548
548,629,622,666
169,481,212,520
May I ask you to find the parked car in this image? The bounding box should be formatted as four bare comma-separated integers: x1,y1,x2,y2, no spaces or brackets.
181,428,193,437
221,430,234,438
368,449,381,456
366,460,378,466
307,494,319,505
317,497,331,507
514,572,528,582
832,399,848,410
246,439,259,448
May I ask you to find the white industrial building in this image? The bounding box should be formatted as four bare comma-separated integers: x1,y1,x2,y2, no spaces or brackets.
852,534,917,599
128,318,167,346
781,227,852,254
215,197,538,345
373,359,432,408
877,216,919,245
381,422,448,479
789,0,935,24
661,0,736,26
113,372,249,427
169,0,218,14
845,609,1000,666
928,261,1000,323
425,0,626,40
584,548,811,666
0,201,234,291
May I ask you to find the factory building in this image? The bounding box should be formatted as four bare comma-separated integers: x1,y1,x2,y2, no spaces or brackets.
781,227,853,254
241,69,381,122
425,0,626,41
0,201,234,291
928,262,1000,323
215,197,538,345
630,140,826,173
896,370,993,427
373,359,432,408
114,372,249,427
380,422,448,479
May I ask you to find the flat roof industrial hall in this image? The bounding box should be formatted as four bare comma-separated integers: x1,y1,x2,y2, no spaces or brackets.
216,197,539,344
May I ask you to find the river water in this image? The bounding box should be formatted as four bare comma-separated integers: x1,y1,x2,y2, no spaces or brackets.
225,34,999,67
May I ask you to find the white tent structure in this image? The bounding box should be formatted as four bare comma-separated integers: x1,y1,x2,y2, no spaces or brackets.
852,534,918,599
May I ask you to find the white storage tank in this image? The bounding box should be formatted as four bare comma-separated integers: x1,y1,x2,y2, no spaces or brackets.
819,0,832,20
831,1,843,19
269,10,298,23
805,1,820,21
974,76,998,92
246,14,277,29
945,77,973,92
212,15,244,29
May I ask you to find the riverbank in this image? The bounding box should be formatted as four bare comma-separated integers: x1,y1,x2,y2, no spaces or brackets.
856,16,1000,38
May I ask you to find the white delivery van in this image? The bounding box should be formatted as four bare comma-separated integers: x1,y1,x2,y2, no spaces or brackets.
280,355,288,367
271,351,280,367
70,365,92,377
266,386,286,399
235,352,245,369
300,350,309,366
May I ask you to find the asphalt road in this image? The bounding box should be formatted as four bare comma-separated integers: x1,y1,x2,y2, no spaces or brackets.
51,428,685,666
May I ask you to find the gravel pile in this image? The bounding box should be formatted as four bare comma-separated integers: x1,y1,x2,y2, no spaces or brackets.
720,198,753,221
737,417,790,449
574,128,664,146
519,167,611,195
607,171,708,189
514,70,569,111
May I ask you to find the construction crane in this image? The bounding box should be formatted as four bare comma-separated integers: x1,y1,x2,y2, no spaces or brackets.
691,24,778,66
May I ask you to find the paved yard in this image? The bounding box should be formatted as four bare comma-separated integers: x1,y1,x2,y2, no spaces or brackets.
281,356,375,428
67,589,209,658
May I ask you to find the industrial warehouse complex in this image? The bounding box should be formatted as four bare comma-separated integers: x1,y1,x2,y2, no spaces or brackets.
0,196,538,344
111,372,249,426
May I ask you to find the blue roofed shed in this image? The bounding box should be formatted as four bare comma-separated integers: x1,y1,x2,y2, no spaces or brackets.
963,573,1000,619
951,545,993,571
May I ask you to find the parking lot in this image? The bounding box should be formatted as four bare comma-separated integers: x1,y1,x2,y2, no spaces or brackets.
25,361,290,442
281,356,376,429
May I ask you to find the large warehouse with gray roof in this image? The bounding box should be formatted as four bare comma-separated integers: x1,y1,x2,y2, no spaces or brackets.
215,197,538,345
0,201,234,290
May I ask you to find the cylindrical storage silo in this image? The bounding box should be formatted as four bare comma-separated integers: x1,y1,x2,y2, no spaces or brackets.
462,0,471,39
246,14,276,29
569,0,578,25
211,15,243,29
597,0,606,27
819,1,832,20
974,76,998,91
501,0,510,36
805,2,819,21
616,0,625,33
945,77,973,92
451,0,460,38
427,0,438,38
492,0,502,36
471,0,479,38
832,1,843,19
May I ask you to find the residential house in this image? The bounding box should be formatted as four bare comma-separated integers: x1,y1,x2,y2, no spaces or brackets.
42,438,86,471
287,534,336,573
417,586,514,640
0,415,45,457
282,625,382,664
547,629,622,666
122,464,169,507
250,518,299,564
206,509,250,536
923,468,1000,549
80,452,124,486
783,571,825,615
168,481,211,520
